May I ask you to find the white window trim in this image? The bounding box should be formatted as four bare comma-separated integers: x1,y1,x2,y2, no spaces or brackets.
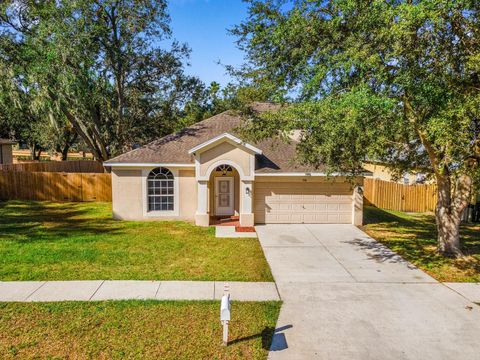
142,167,180,217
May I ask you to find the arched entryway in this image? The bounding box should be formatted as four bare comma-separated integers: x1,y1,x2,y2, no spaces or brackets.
209,164,240,225
195,159,254,227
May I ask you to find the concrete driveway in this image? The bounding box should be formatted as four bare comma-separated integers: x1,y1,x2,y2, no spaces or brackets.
256,224,480,360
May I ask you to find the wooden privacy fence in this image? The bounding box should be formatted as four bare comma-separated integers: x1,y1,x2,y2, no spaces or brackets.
364,178,437,212
0,172,112,202
0,160,105,173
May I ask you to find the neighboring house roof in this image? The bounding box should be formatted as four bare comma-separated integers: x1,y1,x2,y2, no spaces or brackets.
0,139,17,145
105,103,328,173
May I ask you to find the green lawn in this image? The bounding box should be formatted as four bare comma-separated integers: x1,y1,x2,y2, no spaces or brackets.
0,300,281,359
362,206,480,282
0,201,273,281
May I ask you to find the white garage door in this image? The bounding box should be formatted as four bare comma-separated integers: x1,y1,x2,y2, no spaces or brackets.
254,181,353,224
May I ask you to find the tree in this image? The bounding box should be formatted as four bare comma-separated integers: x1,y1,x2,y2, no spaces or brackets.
233,0,480,257
177,82,245,128
0,0,204,160
0,64,51,160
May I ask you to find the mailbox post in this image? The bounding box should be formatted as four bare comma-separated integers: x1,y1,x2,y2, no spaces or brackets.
220,283,231,346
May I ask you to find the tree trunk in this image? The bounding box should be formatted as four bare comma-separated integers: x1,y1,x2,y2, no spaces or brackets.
47,89,109,162
435,174,472,257
61,146,69,161
436,205,462,257
61,132,78,161
30,144,42,161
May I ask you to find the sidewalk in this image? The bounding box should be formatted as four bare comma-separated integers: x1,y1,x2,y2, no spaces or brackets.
444,282,480,303
0,280,280,302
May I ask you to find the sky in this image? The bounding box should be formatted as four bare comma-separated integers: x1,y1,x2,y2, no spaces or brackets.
168,0,249,87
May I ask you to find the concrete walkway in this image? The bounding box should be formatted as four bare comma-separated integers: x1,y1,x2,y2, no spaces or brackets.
0,280,279,302
256,224,480,360
215,226,257,238
444,282,480,303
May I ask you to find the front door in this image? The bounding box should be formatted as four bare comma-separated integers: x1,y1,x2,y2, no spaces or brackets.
215,177,234,216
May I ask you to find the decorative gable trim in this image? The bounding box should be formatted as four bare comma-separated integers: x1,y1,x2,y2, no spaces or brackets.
187,133,263,156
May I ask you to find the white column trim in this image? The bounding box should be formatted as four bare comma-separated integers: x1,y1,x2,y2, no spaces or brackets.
241,180,253,214
196,180,209,215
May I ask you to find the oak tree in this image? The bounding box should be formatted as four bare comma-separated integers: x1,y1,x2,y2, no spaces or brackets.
234,0,480,256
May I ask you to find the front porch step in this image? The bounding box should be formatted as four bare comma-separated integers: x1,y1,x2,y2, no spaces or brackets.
215,226,257,238
218,216,239,222
211,216,240,226
235,226,256,233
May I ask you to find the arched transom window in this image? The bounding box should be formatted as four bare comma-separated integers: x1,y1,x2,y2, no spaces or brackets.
215,164,233,176
147,167,174,211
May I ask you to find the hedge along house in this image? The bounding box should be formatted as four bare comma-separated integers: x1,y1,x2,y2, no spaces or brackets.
104,103,365,227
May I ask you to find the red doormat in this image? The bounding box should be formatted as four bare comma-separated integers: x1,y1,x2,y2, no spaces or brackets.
235,226,256,233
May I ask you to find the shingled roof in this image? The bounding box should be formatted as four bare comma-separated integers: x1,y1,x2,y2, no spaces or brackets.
105,103,324,173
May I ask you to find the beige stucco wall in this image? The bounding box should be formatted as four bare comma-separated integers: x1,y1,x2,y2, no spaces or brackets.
0,144,13,165
178,169,197,220
363,163,395,182
111,167,196,221
363,163,432,185
112,169,143,220
199,142,252,178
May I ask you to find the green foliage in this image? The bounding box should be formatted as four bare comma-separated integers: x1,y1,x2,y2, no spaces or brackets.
234,0,480,185
234,0,480,254
0,1,213,159
176,82,243,129
246,85,397,173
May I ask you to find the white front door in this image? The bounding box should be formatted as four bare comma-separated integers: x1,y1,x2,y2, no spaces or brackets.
215,177,234,216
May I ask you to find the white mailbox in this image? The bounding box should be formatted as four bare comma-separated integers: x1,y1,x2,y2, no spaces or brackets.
220,293,231,322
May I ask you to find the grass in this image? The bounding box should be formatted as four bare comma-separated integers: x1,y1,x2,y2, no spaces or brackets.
0,300,281,359
0,201,273,281
362,206,480,282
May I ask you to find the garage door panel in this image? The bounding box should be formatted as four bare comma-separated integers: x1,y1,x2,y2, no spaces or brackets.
314,203,328,212
278,203,292,210
290,204,303,211
338,203,352,211
303,214,322,223
255,181,353,224
338,214,353,223
326,203,338,211
315,214,331,223
266,213,302,223
303,204,316,211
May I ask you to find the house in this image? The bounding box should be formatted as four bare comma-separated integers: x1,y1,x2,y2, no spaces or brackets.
0,139,16,165
104,103,365,227
363,162,432,185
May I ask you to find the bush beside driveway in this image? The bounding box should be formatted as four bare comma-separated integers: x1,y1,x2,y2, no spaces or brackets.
0,201,273,282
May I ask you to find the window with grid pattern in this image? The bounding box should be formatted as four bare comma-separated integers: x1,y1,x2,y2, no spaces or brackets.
147,167,174,211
